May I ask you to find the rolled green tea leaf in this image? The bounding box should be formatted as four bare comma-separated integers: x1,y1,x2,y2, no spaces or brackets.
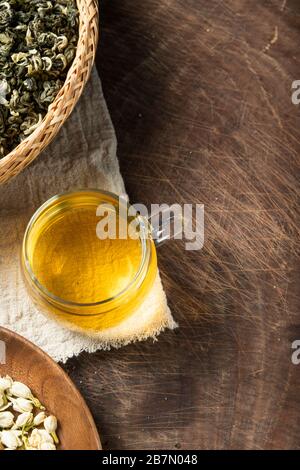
0,0,79,157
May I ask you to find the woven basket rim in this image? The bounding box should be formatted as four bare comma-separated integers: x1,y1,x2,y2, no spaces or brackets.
0,0,99,181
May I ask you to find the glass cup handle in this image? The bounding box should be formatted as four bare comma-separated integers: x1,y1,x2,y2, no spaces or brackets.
148,208,184,247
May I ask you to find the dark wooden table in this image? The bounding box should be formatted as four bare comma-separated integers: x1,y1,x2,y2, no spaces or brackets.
64,0,300,449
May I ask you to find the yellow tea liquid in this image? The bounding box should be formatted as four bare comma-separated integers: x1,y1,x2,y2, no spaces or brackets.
23,191,157,331
29,208,143,304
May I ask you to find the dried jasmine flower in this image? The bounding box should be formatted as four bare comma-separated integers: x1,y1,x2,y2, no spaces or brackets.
44,415,58,444
0,430,23,450
33,411,46,426
10,380,44,409
0,376,12,392
13,411,33,429
0,411,14,428
40,441,56,450
0,402,12,412
0,376,59,450
10,381,33,399
0,0,79,157
9,396,34,413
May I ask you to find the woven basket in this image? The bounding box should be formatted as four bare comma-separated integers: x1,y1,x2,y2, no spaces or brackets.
0,0,99,185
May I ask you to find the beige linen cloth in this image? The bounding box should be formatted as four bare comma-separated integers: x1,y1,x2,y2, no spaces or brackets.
0,68,177,363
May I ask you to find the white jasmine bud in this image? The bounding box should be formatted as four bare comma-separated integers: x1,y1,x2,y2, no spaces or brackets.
10,381,32,399
28,429,42,449
38,429,54,444
40,442,56,450
28,429,53,449
28,429,41,449
0,411,14,428
1,430,22,449
0,376,12,392
14,412,33,429
44,415,57,433
0,390,10,411
44,415,58,444
9,381,44,410
0,404,11,412
9,397,33,413
33,411,46,426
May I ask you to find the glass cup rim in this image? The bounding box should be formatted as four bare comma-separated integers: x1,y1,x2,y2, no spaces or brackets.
22,188,152,310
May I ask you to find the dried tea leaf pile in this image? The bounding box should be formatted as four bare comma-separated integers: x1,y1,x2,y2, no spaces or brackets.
0,0,79,157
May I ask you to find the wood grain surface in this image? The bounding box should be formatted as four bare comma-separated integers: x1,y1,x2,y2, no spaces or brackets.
0,327,101,450
63,0,300,449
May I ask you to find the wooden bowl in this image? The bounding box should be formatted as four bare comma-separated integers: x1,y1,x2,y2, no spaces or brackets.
0,327,101,450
